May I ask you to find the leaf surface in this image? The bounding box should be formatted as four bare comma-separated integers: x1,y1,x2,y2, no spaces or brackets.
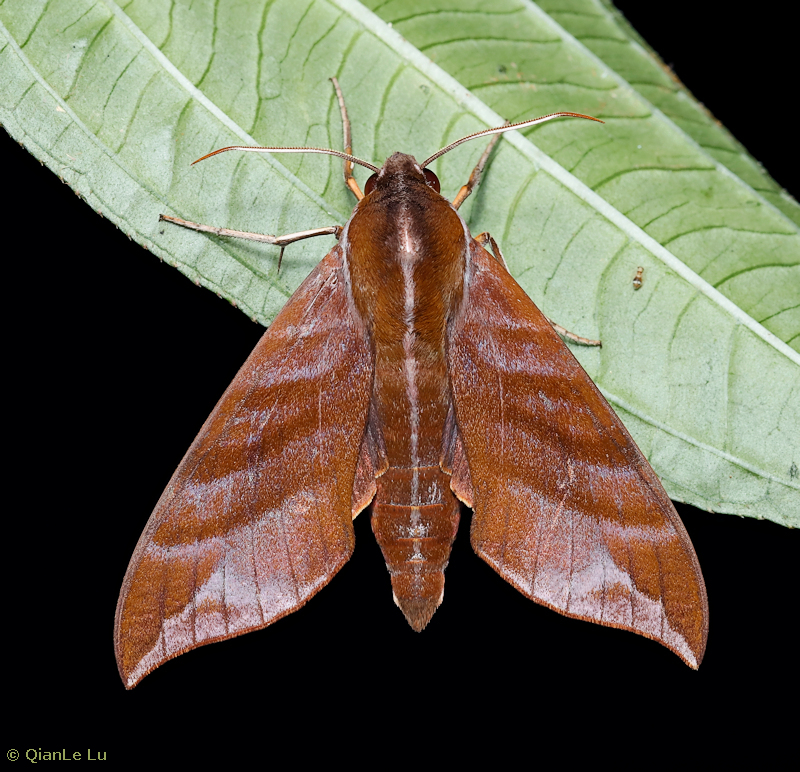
1,0,797,524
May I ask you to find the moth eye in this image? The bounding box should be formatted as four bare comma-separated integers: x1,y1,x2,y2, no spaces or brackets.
364,173,378,196
424,168,441,193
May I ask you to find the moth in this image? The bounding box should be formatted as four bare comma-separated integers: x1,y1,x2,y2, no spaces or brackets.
115,80,708,687
633,266,644,289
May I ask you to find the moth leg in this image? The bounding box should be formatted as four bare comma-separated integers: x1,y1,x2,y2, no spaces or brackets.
330,77,364,201
474,232,509,270
159,214,342,272
546,320,602,347
451,127,506,210
475,231,602,348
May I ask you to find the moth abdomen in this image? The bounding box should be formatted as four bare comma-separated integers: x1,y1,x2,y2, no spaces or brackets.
371,465,460,631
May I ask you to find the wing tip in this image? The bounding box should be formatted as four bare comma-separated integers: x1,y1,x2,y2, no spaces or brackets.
473,546,708,669
114,548,355,688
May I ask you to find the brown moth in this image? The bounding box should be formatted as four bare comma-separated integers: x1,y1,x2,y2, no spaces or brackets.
115,80,708,688
633,266,644,289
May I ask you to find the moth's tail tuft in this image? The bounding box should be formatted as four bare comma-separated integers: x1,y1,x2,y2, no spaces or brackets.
392,574,445,632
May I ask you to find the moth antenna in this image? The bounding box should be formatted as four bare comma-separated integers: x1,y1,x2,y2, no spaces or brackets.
192,145,380,173
422,112,603,168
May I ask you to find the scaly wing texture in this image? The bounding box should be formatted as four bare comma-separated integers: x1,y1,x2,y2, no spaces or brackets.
449,241,708,667
115,247,372,687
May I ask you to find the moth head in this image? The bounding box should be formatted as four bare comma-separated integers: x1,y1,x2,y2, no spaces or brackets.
363,153,441,196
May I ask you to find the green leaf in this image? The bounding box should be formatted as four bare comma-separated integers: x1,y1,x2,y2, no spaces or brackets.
545,0,800,224
1,0,797,525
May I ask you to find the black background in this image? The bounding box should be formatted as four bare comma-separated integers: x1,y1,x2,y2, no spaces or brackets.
6,3,795,760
